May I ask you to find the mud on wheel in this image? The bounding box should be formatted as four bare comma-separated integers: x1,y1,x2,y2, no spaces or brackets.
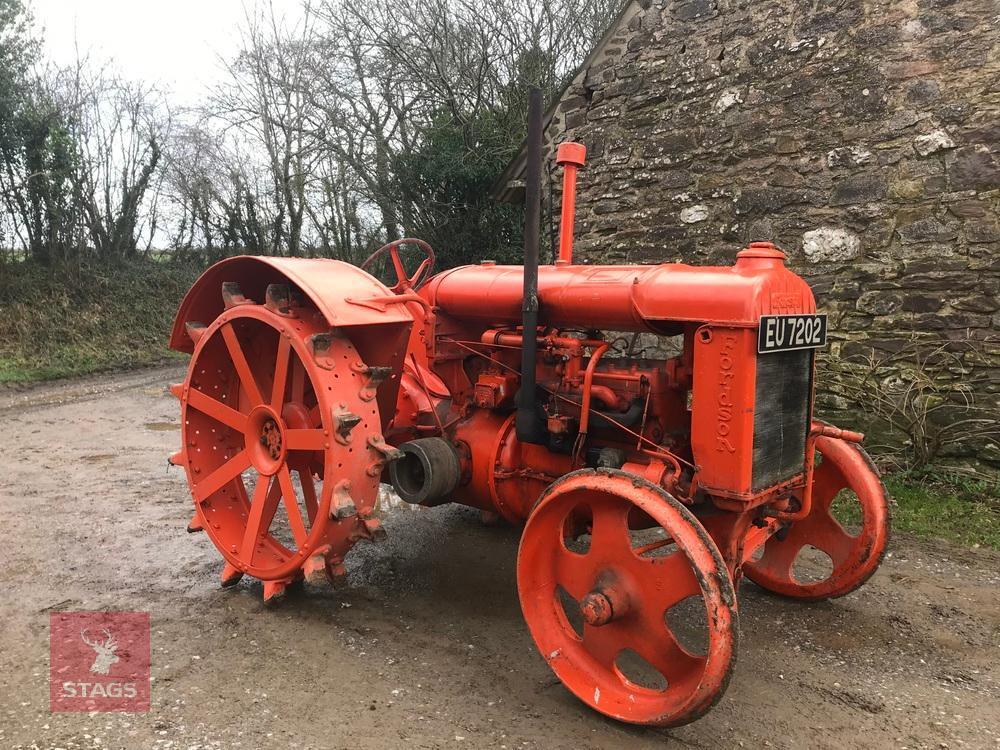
173,283,387,602
517,469,737,727
744,436,890,601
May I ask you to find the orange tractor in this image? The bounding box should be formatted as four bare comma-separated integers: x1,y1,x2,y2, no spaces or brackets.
167,93,890,726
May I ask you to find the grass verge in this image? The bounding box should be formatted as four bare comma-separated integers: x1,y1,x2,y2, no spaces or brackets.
0,258,202,383
834,471,1000,551
884,473,1000,550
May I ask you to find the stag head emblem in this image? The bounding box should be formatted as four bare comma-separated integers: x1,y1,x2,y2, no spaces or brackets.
80,628,120,675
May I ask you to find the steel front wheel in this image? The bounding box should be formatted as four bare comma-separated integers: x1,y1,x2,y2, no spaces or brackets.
743,437,890,601
517,469,737,727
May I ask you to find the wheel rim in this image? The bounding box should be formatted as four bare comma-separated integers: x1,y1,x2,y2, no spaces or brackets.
518,469,737,727
179,301,382,582
744,437,890,600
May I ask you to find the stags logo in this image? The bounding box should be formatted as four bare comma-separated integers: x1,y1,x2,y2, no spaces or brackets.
81,628,120,674
50,611,150,712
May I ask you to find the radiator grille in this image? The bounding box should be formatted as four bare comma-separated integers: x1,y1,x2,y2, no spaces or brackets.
752,350,813,491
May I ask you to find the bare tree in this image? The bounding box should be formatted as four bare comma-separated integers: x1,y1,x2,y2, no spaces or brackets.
206,2,326,256
57,60,170,259
302,0,622,247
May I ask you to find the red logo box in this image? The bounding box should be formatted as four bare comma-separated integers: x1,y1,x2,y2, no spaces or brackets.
50,611,150,712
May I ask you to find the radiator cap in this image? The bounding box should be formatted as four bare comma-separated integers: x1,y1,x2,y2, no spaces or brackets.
736,241,786,269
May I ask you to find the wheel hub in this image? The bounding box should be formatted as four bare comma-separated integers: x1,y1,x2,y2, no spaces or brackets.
246,406,286,475
580,580,630,627
259,418,282,459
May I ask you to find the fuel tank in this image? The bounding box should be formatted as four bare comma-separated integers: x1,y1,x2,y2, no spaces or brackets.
421,243,816,332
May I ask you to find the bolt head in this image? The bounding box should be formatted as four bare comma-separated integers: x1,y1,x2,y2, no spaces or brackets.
580,591,614,627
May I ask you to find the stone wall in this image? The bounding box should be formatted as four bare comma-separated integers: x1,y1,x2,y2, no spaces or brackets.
529,0,1000,464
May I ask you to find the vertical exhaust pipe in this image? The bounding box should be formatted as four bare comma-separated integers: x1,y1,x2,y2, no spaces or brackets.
516,88,547,445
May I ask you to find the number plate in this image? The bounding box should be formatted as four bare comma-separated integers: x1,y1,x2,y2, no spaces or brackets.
758,314,828,354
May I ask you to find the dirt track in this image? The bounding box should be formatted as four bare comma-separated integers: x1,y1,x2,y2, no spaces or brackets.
1,365,998,750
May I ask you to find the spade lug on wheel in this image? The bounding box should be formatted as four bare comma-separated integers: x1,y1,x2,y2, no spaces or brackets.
220,563,244,588
309,332,339,370
168,450,186,467
365,436,404,478
333,406,362,445
186,512,204,533
265,283,293,315
325,558,348,587
262,579,290,607
221,281,252,309
353,364,392,402
331,479,357,520
184,322,207,344
368,435,404,461
303,545,333,586
169,382,184,400
361,516,387,543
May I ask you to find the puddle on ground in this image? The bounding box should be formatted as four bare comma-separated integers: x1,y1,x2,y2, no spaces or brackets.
145,421,179,431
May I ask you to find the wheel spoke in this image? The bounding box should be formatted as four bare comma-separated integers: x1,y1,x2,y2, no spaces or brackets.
187,388,248,432
811,459,846,512
285,428,325,451
389,245,408,287
278,466,309,547
271,335,291,410
552,544,596,601
808,511,856,567
632,621,706,685
299,469,319,523
239,476,282,564
634,550,701,613
290,357,305,404
589,502,632,560
193,450,251,503
221,323,264,407
582,622,623,669
755,533,804,580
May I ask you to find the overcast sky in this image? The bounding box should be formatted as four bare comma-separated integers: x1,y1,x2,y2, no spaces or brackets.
30,0,304,106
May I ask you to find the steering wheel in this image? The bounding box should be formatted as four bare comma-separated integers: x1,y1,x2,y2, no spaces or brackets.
360,238,436,293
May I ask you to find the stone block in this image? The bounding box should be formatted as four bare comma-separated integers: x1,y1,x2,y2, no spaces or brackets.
827,146,874,168
913,129,956,156
679,204,710,224
830,174,887,205
965,220,1000,244
949,145,1000,191
896,217,958,244
802,227,862,262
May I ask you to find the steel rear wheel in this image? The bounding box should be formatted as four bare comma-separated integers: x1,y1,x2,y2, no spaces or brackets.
744,437,890,601
175,285,385,598
517,469,737,727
